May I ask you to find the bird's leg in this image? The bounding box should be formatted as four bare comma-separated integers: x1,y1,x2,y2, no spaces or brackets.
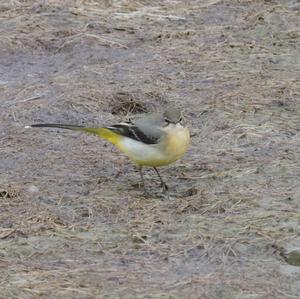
138,166,146,192
153,167,169,192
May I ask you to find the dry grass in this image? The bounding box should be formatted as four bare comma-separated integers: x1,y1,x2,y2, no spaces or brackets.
0,0,299,298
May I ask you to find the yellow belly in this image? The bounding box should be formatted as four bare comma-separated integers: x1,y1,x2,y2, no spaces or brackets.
124,126,190,167
96,126,190,167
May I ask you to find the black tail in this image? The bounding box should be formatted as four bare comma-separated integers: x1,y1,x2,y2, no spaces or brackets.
31,124,84,131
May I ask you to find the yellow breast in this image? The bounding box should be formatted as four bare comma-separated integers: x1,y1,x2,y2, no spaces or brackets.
163,124,190,165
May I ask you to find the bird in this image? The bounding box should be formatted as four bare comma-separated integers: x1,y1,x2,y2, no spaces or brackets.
29,108,190,195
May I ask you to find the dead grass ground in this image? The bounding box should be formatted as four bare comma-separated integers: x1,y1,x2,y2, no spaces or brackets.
0,0,299,298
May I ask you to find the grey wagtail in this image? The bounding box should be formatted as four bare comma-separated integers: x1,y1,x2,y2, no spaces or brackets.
29,108,190,194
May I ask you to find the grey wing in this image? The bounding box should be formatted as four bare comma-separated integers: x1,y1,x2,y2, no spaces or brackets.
106,119,164,145
133,113,166,142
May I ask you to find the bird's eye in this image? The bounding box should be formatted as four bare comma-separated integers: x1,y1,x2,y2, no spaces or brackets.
164,118,170,124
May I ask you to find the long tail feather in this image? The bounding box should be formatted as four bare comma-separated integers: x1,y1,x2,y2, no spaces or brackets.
30,124,120,144
31,124,84,130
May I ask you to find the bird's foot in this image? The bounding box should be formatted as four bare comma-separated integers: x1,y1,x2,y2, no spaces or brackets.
161,182,169,191
161,183,170,199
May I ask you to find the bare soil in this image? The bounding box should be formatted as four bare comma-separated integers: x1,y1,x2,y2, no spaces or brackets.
0,0,299,298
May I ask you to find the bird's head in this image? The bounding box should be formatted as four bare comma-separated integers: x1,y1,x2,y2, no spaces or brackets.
163,108,184,127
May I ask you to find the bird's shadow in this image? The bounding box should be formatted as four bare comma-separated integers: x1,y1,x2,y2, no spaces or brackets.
128,180,198,200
